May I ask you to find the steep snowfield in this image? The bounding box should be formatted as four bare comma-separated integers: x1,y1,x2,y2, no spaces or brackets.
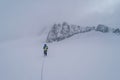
0,31,120,80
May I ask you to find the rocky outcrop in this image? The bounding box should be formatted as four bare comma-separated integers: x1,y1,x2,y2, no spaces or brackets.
113,28,120,34
46,22,120,43
95,24,109,33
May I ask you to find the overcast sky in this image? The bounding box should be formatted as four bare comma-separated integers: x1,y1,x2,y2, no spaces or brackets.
0,0,120,41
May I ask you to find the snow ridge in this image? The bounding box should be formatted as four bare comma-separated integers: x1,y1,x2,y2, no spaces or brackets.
46,22,120,43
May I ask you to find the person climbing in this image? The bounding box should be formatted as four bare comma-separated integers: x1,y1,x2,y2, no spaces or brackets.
43,44,48,56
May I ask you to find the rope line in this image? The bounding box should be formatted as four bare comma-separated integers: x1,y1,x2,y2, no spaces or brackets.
41,57,45,80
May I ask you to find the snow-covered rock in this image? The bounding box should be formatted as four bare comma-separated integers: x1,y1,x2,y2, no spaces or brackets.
46,22,94,43
113,28,120,35
95,24,109,33
46,22,120,43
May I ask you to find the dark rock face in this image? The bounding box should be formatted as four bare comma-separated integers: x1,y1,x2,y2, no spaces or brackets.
46,22,120,43
96,24,109,33
46,22,71,43
46,22,94,43
113,28,120,34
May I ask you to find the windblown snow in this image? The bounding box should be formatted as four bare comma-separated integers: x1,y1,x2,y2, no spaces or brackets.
0,29,120,80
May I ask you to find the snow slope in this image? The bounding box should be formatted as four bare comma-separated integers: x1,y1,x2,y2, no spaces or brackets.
0,31,120,80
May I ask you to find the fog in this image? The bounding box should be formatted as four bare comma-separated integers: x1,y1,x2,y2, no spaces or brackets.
0,0,120,42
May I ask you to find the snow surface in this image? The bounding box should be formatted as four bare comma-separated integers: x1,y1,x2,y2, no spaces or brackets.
0,31,120,80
